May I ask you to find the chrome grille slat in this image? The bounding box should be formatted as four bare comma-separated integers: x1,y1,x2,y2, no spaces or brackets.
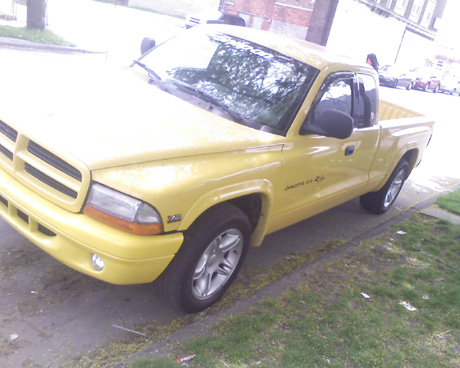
28,140,82,181
0,145,13,160
25,163,78,199
0,120,18,142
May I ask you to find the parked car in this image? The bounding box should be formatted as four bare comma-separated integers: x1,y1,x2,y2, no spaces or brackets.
378,65,414,89
412,67,441,92
185,10,246,28
438,77,458,95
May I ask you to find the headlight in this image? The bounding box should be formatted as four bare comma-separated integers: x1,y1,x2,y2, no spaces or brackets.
84,183,163,235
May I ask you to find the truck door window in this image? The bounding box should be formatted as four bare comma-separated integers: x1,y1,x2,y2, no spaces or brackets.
314,79,352,121
301,74,353,135
354,74,377,128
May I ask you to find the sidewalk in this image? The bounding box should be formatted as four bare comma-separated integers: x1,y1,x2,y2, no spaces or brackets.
0,0,184,63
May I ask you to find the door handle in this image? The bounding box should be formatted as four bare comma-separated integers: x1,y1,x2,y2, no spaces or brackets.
345,145,355,156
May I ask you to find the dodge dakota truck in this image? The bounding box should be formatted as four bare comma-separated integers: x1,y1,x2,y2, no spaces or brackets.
0,25,433,313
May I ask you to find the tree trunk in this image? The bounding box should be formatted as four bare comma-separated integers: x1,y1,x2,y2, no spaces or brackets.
27,0,47,30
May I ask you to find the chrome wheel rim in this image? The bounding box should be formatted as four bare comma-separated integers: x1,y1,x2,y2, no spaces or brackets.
192,229,244,300
384,169,406,209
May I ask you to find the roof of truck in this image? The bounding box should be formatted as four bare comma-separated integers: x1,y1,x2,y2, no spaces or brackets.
196,24,373,72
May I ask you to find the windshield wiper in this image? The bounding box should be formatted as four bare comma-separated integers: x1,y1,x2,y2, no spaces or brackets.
132,60,169,92
172,82,245,123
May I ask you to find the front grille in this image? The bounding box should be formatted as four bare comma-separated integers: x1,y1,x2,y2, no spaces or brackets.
0,145,13,160
0,120,18,142
0,120,88,212
0,194,7,207
0,194,56,237
28,141,82,181
17,209,29,224
25,163,78,199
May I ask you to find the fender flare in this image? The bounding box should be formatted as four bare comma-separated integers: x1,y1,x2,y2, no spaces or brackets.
376,144,419,191
178,179,274,247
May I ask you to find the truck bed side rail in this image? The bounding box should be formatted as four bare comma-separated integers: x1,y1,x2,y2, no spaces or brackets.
379,100,422,121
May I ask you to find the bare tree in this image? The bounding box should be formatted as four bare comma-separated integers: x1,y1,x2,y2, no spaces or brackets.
27,0,46,30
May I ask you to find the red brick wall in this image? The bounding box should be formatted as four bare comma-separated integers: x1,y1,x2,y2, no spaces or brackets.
226,0,314,30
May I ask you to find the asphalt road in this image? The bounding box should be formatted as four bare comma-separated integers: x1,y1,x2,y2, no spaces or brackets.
0,47,459,367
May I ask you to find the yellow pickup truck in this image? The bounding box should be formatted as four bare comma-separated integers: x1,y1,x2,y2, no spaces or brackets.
0,25,433,312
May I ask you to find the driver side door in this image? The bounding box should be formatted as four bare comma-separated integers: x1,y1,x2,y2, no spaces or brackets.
271,72,381,231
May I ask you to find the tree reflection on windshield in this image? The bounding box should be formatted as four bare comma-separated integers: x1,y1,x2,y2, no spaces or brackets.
141,30,319,135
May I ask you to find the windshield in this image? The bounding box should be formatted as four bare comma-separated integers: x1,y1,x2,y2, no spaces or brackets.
138,29,319,134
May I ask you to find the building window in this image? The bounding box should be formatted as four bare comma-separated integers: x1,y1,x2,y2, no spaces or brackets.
378,0,392,7
394,0,409,15
421,0,437,28
410,0,425,22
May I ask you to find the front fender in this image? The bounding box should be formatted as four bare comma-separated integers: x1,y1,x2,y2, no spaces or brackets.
179,179,274,247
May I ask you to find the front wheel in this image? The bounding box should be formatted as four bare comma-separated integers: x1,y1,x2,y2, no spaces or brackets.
155,203,251,313
360,160,409,214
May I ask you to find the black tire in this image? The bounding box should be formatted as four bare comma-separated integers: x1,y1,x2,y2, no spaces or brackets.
155,203,251,313
406,82,413,90
360,160,409,214
433,85,439,93
424,83,430,92
392,79,398,88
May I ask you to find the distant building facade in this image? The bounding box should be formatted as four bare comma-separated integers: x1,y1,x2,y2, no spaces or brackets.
221,0,316,40
222,0,446,44
361,0,446,41
222,0,448,69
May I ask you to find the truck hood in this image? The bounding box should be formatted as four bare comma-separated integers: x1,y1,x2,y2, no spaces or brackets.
2,65,280,171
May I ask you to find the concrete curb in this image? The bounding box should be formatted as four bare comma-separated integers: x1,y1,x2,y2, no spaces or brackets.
110,185,460,367
0,36,105,54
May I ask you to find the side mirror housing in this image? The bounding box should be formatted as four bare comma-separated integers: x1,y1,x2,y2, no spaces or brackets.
140,37,156,54
301,109,354,139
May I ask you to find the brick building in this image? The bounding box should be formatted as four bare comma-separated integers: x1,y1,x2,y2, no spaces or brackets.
222,0,448,68
221,0,316,40
222,0,446,44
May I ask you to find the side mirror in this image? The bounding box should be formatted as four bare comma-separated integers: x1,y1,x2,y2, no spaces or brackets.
140,37,156,54
301,109,354,139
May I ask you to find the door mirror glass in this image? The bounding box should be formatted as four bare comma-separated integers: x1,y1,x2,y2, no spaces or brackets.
140,37,156,55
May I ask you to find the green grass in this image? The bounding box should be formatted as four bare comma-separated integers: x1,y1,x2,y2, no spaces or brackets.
437,189,460,215
0,25,74,46
132,213,460,368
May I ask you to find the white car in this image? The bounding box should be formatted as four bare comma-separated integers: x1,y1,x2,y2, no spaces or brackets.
185,10,245,29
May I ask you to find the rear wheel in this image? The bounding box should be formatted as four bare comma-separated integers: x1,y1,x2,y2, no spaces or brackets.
155,203,251,313
360,160,409,214
406,82,413,90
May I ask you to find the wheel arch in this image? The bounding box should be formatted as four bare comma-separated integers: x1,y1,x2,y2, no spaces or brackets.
400,148,419,177
374,147,418,192
178,179,274,247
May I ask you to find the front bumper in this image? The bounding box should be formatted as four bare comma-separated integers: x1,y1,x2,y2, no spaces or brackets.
0,168,184,285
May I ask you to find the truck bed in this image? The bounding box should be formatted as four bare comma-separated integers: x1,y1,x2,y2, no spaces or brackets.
379,100,422,121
